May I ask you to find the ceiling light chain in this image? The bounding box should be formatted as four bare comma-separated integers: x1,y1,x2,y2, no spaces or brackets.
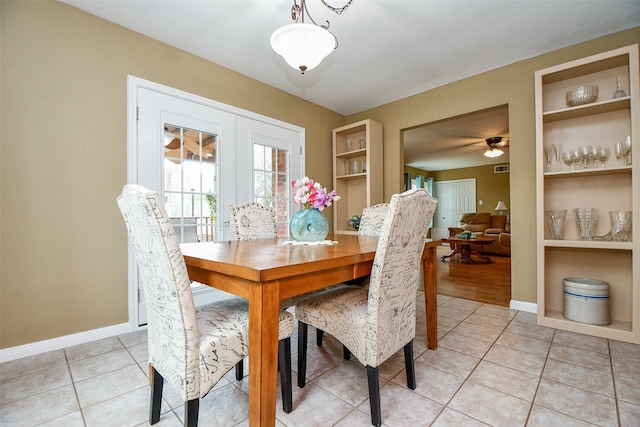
271,0,353,74
320,0,354,15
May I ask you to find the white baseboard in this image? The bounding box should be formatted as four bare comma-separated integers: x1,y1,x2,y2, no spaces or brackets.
0,323,135,363
510,300,537,313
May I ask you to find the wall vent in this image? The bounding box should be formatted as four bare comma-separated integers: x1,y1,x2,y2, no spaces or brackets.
494,165,509,173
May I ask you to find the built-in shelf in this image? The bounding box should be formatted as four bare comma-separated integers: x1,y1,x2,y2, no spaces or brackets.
332,119,383,235
535,44,639,344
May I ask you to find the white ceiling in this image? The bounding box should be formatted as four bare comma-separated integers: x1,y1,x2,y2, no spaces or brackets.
404,105,510,171
60,0,639,171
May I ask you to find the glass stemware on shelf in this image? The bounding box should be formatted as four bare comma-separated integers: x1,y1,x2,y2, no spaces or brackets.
597,146,610,168
552,143,563,171
579,145,592,169
562,151,573,170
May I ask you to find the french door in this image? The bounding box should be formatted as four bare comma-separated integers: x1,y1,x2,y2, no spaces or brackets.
129,77,303,326
433,179,476,240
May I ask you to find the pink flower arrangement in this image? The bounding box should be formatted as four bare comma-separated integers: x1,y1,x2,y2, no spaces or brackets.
292,177,340,211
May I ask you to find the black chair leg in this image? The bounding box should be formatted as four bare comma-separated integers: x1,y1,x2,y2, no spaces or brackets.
184,398,199,427
404,341,416,390
316,329,324,346
235,360,243,381
367,366,382,426
297,322,308,388
343,345,351,360
150,366,164,425
279,338,293,413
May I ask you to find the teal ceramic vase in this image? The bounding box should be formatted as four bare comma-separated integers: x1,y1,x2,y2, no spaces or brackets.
289,208,329,242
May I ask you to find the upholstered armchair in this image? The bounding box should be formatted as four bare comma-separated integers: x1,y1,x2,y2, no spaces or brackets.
117,185,294,426
295,188,437,426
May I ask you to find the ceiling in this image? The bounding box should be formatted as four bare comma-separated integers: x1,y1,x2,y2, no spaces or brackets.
404,105,509,171
59,0,639,171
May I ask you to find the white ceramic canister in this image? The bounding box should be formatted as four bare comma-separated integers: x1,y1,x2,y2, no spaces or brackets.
563,278,610,325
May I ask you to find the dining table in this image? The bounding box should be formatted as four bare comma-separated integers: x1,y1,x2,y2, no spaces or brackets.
180,234,441,427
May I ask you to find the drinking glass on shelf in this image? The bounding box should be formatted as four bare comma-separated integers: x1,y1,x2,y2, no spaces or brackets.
623,135,632,165
350,159,363,174
358,136,366,150
562,151,573,170
614,141,623,164
544,146,553,172
346,139,353,152
597,146,610,168
590,146,599,168
570,148,581,170
552,143,563,171
579,145,592,169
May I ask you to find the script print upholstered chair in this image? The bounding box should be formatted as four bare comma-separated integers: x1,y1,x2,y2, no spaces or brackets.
315,202,391,347
229,202,277,240
358,203,390,237
117,185,294,427
295,188,437,426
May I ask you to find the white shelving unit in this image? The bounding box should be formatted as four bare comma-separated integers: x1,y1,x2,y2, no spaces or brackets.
535,44,639,343
332,119,383,235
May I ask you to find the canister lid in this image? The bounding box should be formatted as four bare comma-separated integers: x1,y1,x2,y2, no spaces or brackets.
563,277,609,290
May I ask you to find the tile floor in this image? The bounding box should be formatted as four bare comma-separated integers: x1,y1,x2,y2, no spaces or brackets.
1,293,639,426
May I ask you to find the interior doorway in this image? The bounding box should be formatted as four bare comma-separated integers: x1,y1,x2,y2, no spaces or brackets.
402,105,511,306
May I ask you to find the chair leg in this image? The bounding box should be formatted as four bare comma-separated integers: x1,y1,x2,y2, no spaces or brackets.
316,329,324,346
343,345,351,360
366,366,382,427
404,341,416,390
150,366,164,425
297,322,308,388
279,338,293,413
235,360,243,381
184,398,199,427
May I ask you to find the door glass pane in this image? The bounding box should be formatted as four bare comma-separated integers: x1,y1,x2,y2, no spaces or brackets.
164,125,218,243
253,143,289,235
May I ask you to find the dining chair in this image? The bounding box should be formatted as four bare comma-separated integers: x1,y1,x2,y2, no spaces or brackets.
315,202,391,347
229,202,277,240
117,185,294,427
295,188,437,426
358,203,390,237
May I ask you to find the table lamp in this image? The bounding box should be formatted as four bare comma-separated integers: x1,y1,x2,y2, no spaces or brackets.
495,201,508,215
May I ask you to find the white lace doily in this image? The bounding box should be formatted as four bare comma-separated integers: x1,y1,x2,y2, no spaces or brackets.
282,240,338,246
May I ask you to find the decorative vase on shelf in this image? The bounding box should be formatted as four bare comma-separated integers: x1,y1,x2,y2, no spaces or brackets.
545,209,567,240
289,208,329,242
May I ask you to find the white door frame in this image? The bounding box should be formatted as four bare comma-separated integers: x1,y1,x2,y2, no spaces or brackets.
126,76,305,329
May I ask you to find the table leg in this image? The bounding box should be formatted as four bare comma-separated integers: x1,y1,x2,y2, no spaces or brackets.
248,281,280,427
423,246,438,350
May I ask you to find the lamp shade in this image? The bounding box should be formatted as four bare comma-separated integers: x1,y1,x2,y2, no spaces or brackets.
495,201,508,211
484,147,504,158
270,23,336,73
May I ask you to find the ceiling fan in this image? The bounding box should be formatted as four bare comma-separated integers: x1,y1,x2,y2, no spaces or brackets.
483,136,509,158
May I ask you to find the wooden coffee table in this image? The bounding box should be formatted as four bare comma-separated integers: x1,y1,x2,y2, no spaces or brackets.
441,237,494,263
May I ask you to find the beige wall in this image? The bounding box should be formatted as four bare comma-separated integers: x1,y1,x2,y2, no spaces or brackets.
2,0,638,349
0,1,344,348
431,165,510,214
346,28,639,305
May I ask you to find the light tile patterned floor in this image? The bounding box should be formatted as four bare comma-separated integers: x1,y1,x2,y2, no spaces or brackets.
1,293,639,426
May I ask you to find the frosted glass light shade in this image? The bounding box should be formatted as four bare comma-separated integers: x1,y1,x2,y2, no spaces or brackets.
484,147,504,158
270,23,336,73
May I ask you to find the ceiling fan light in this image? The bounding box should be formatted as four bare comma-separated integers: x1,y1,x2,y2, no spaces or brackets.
484,147,504,158
270,23,336,73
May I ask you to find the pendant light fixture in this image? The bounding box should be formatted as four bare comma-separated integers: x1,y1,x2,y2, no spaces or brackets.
271,0,353,74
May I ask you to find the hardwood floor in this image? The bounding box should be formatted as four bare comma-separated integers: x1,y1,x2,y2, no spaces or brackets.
436,244,511,307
